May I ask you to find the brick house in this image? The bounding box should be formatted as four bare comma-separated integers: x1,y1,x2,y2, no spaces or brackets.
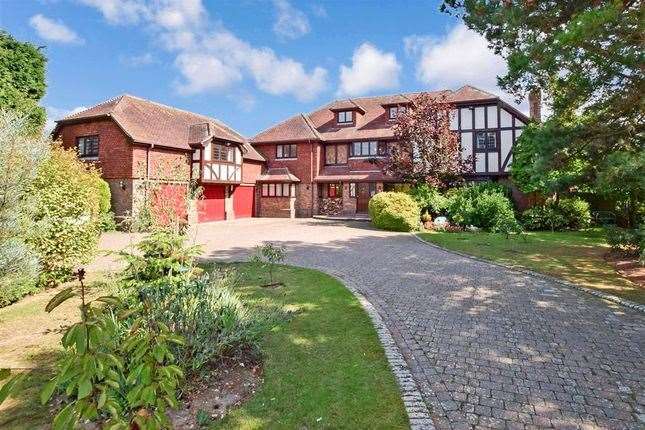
54,86,532,222
251,85,531,217
53,94,265,222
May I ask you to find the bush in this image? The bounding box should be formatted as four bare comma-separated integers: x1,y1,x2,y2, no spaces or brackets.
0,111,48,305
446,182,520,233
27,145,102,286
94,178,117,231
140,271,271,371
522,197,591,231
605,226,642,256
408,184,448,216
369,192,421,232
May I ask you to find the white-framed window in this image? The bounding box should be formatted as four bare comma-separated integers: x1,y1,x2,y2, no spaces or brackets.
337,110,353,124
388,106,406,119
262,183,292,197
350,141,387,157
349,183,356,197
276,144,297,159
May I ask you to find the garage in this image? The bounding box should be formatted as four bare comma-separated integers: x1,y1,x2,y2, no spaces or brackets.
197,184,226,222
233,185,255,218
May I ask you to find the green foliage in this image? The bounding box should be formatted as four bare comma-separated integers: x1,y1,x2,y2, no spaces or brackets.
140,271,271,371
442,1,643,222
96,178,111,214
605,226,643,258
0,368,26,406
368,192,420,232
522,197,591,232
595,151,645,228
446,182,520,233
27,145,102,287
120,230,202,284
0,31,47,134
0,110,49,305
250,242,286,285
408,183,448,216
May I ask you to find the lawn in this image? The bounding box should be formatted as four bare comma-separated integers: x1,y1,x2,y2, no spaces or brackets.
417,229,644,304
0,263,408,430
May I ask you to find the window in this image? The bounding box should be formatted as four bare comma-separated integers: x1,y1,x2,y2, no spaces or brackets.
213,144,234,162
350,141,387,157
276,144,297,159
325,144,347,165
262,183,291,197
337,110,353,124
475,131,497,151
76,135,99,158
327,183,343,198
388,106,406,119
349,183,356,197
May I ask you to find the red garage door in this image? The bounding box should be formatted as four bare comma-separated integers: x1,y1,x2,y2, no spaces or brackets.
233,185,255,218
198,185,226,222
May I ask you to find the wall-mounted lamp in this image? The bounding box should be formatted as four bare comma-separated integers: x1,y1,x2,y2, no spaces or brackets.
119,180,126,191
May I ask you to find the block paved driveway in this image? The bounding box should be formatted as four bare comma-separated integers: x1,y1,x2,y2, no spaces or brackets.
192,218,644,429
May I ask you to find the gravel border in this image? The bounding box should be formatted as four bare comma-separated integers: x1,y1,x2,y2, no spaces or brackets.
412,233,645,314
320,268,436,430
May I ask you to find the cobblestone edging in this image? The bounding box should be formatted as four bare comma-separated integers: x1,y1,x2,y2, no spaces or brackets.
317,268,436,430
412,233,645,315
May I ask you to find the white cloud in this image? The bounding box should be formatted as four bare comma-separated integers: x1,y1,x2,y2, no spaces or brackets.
29,14,83,44
228,92,257,112
404,24,526,111
273,0,310,40
78,0,148,25
174,52,242,94
311,4,327,18
338,43,401,96
120,52,156,67
45,105,87,134
80,0,327,101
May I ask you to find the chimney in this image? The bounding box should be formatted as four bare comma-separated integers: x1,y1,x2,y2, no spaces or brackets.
528,88,542,122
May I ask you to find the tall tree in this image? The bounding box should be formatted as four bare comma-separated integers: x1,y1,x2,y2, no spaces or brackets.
381,93,472,189
440,1,643,205
0,31,47,134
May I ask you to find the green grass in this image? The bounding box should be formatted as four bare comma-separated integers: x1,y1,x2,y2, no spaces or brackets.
0,264,408,430
417,229,644,304
210,263,408,430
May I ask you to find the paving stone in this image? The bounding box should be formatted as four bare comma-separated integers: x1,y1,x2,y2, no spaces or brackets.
193,218,645,430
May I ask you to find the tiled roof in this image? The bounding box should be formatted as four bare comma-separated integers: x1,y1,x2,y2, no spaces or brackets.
251,86,505,144
54,94,265,162
257,167,301,183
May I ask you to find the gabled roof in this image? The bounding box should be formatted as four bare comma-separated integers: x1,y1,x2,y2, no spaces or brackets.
54,94,265,162
257,167,300,183
251,86,524,144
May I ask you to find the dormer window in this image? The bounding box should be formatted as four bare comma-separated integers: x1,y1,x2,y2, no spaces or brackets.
337,110,353,124
388,106,406,120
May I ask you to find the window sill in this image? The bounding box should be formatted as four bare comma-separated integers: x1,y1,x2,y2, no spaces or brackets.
275,157,298,161
79,156,99,161
348,155,386,159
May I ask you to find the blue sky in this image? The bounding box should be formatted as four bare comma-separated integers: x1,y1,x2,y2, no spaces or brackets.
1,0,522,137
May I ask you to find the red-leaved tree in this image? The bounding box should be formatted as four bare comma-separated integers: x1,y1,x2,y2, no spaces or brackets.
381,93,472,189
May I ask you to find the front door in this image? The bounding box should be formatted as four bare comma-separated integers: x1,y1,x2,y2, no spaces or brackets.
356,183,375,213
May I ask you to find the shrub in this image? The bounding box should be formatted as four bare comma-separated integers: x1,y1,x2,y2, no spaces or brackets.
94,178,117,231
140,271,270,371
120,230,202,283
0,111,48,305
27,145,102,286
369,192,421,232
408,183,448,216
605,226,642,256
522,197,591,231
446,182,519,233
250,242,286,285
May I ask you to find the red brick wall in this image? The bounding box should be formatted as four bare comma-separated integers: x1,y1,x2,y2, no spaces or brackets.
58,119,132,179
255,141,315,216
242,160,263,185
258,196,292,217
132,146,191,180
